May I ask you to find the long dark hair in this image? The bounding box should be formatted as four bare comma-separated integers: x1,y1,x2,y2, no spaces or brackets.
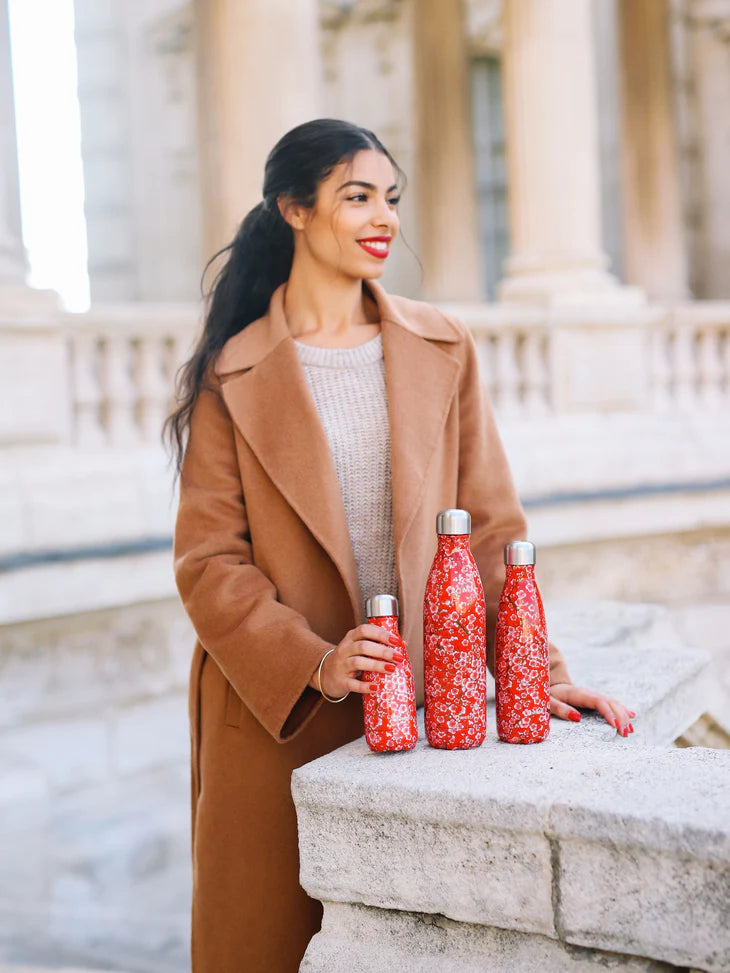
165,118,404,472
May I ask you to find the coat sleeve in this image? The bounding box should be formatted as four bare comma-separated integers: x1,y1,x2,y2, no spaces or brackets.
173,373,332,742
448,317,572,686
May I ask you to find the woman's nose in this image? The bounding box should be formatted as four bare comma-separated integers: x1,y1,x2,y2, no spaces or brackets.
373,198,396,231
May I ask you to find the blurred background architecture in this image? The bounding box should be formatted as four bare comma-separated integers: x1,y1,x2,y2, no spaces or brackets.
1,0,729,970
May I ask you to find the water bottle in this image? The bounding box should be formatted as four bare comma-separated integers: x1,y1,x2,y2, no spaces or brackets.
495,540,550,744
363,594,418,753
423,509,487,749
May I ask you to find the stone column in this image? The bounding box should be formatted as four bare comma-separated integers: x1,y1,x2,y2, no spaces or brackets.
686,0,730,298
498,0,630,306
195,0,322,262
618,0,689,300
0,0,67,446
0,0,27,286
413,0,482,301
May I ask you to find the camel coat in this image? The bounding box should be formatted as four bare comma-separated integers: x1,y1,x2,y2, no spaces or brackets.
174,280,571,973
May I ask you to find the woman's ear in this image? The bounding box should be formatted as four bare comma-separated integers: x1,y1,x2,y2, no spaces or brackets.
278,196,307,232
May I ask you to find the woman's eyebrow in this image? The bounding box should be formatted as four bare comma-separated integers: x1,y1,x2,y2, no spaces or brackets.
337,180,399,192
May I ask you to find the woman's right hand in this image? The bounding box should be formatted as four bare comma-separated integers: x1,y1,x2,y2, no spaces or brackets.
310,623,406,699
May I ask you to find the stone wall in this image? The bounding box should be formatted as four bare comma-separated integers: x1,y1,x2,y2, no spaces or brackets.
0,595,193,972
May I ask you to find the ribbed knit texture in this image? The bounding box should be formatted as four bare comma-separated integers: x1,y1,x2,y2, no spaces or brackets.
294,333,398,611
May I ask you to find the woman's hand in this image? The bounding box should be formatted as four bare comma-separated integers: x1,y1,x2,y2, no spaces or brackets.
310,624,406,700
550,683,636,737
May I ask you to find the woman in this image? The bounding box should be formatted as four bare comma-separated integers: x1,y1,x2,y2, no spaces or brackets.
168,119,634,972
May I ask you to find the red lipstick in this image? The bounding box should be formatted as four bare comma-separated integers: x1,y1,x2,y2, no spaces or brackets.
357,236,391,259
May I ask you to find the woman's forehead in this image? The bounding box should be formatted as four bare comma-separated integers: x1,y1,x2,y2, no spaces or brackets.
324,150,396,190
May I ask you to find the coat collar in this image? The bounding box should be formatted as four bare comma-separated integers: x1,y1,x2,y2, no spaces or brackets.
214,279,459,375
214,280,461,624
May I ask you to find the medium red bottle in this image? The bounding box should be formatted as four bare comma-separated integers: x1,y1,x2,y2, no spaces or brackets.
423,509,487,750
495,541,550,744
363,594,418,753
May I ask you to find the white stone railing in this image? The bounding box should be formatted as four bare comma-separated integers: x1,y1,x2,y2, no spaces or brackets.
63,304,199,446
650,302,730,413
40,297,730,447
470,314,552,418
444,299,730,418
293,601,729,972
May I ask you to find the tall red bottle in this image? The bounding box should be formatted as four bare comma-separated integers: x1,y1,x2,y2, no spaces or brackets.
363,594,418,753
423,509,487,750
495,541,550,744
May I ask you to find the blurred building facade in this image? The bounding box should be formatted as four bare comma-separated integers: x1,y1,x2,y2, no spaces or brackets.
1,0,729,970
72,0,730,306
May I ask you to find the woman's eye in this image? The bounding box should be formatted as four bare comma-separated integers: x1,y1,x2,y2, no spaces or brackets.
388,196,401,207
347,194,368,202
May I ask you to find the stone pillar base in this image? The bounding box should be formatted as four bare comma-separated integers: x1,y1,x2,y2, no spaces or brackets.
498,268,644,309
0,284,60,316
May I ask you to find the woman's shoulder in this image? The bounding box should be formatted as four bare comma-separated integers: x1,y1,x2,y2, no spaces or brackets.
384,292,469,345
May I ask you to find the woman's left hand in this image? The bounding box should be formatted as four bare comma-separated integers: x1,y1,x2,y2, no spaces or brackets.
549,683,635,737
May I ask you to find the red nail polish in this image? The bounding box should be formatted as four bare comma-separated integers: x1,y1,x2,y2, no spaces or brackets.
622,727,628,737
613,718,619,728
388,635,401,645
629,711,636,718
629,723,634,733
568,711,581,722
369,683,378,692
385,663,396,673
392,653,405,664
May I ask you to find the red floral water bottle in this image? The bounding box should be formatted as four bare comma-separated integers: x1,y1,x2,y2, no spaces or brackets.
495,541,550,744
423,509,487,750
363,594,418,753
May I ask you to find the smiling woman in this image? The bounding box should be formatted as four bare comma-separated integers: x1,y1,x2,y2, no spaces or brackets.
7,0,88,308
167,117,633,973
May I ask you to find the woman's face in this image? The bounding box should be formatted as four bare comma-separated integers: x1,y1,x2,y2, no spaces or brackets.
286,149,400,280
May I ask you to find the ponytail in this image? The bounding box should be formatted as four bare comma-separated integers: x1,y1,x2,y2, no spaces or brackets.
164,200,293,473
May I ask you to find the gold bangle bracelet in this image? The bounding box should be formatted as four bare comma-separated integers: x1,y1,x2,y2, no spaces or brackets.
317,648,349,703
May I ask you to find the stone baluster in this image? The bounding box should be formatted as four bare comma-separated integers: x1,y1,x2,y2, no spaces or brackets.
521,331,549,415
473,331,495,400
493,330,521,415
671,327,697,411
697,326,723,409
100,335,137,443
650,324,672,413
137,336,170,442
69,331,105,445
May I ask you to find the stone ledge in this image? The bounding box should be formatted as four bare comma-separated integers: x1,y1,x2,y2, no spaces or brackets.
300,902,677,972
293,604,726,971
295,736,729,969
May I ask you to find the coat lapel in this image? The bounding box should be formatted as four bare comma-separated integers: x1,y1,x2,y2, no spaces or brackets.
215,288,362,620
214,280,461,622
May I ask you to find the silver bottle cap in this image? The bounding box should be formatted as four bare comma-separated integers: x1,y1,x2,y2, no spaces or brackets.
436,509,472,535
504,540,536,565
366,594,399,618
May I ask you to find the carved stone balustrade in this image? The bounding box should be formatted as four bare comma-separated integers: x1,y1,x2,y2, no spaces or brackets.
64,304,200,447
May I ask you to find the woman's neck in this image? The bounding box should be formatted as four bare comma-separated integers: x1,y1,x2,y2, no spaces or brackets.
284,261,380,348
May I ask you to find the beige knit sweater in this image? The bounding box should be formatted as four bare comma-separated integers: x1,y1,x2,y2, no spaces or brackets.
294,333,399,612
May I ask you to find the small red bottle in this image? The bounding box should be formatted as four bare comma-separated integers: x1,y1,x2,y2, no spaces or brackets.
423,509,487,750
495,541,550,744
363,594,418,753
